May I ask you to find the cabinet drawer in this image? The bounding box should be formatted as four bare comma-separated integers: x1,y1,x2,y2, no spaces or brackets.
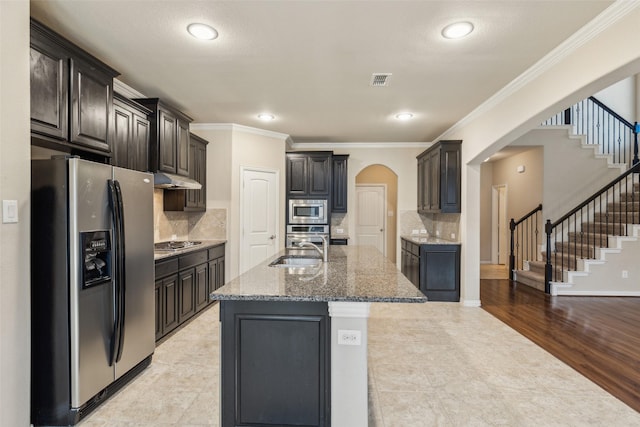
208,245,225,260
155,258,178,278
179,250,208,269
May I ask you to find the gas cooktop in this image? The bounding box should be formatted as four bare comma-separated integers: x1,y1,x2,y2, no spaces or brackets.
154,241,202,251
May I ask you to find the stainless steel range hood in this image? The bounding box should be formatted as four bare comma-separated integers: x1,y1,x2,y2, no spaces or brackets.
153,172,202,190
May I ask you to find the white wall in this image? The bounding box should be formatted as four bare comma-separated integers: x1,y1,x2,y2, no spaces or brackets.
593,76,636,123
0,1,31,425
439,3,640,306
192,124,288,281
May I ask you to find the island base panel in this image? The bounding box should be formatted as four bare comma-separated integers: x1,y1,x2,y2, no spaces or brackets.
220,300,330,427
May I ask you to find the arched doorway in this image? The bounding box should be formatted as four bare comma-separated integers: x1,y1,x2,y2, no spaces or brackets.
355,165,398,263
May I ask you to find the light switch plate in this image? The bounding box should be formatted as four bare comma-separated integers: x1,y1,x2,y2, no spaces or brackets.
2,200,18,223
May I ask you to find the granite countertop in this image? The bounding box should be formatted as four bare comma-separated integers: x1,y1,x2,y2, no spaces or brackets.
400,235,460,245
211,245,427,303
154,239,226,261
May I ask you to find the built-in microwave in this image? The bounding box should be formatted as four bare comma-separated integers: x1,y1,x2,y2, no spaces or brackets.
288,199,328,224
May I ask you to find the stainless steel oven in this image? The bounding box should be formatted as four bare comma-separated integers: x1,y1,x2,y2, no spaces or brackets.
288,199,328,224
286,225,330,248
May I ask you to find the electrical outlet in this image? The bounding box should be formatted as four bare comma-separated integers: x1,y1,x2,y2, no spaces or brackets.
336,228,344,234
435,230,440,236
450,233,456,240
411,229,419,235
420,229,427,234
622,270,629,279
337,329,361,346
171,234,177,241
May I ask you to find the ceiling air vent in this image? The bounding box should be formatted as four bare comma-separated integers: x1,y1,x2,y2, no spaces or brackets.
370,73,392,87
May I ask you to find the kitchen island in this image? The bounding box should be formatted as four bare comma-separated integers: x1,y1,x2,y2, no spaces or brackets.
210,245,426,427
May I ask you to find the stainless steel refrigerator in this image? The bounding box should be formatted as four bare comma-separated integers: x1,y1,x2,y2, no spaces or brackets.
31,157,155,426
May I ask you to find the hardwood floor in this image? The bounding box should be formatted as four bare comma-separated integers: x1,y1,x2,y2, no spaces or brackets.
481,279,640,413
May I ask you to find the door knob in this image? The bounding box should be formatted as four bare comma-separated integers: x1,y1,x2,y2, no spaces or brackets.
380,229,384,232
269,235,276,240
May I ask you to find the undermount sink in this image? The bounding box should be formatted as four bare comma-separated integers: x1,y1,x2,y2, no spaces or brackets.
269,255,322,268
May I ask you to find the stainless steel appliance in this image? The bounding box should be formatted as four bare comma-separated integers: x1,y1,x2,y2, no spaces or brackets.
31,157,155,426
288,199,328,224
286,224,330,248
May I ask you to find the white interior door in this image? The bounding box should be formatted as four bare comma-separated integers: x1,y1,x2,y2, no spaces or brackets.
240,168,278,273
355,185,386,255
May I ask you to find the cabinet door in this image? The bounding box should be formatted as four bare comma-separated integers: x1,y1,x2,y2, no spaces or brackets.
133,113,150,172
178,267,196,322
440,144,461,213
196,142,207,208
69,57,112,152
308,154,331,196
158,109,177,173
184,138,207,210
112,102,133,168
418,156,429,212
162,274,179,334
30,38,69,141
155,279,163,341
186,141,199,208
332,155,348,213
286,154,308,196
194,263,209,313
420,245,460,302
176,119,190,177
428,150,440,212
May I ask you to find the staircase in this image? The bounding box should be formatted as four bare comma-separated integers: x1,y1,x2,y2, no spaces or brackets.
515,176,640,295
512,96,639,295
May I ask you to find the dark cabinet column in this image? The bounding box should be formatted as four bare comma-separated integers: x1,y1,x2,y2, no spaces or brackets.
177,119,190,176
158,109,177,173
308,154,331,197
416,140,461,214
194,263,209,313
332,155,348,213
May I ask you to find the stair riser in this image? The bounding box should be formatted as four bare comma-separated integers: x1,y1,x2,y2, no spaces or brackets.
619,192,640,202
593,213,640,224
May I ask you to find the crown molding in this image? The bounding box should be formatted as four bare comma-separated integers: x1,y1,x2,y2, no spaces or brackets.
436,0,640,141
288,141,431,150
113,79,146,99
190,123,291,141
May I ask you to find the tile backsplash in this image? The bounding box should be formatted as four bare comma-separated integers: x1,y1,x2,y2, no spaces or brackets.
154,189,227,242
399,210,459,241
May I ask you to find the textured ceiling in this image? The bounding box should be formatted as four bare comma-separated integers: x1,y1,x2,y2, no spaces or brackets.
30,0,614,143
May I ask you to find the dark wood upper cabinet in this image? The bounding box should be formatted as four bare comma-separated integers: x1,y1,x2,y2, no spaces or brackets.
417,140,461,214
30,19,118,156
112,93,151,172
286,151,332,198
164,133,208,212
133,98,193,176
332,155,348,213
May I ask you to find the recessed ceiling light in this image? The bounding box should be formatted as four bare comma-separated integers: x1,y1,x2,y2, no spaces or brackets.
395,113,414,121
257,113,275,121
187,23,218,40
441,21,474,39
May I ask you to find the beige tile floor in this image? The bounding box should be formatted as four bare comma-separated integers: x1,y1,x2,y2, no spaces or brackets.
80,301,640,427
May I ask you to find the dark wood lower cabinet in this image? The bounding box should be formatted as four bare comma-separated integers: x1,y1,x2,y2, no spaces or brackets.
220,301,330,427
154,243,225,342
178,267,196,322
400,238,461,302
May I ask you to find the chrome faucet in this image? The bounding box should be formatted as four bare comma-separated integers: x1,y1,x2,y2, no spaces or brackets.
295,236,328,262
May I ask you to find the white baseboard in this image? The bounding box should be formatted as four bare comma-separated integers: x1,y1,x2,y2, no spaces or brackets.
554,290,640,297
461,299,481,307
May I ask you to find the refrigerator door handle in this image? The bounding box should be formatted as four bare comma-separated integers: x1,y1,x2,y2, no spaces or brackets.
108,179,127,366
114,180,126,363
